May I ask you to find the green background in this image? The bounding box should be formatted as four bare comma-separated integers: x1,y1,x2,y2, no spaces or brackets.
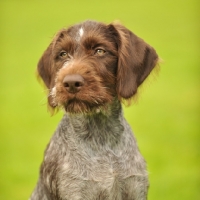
0,0,199,199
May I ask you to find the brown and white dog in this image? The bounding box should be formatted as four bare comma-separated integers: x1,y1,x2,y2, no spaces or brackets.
30,20,158,200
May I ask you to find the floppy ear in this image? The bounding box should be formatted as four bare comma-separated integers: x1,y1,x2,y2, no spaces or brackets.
111,24,158,99
37,43,53,89
37,43,57,109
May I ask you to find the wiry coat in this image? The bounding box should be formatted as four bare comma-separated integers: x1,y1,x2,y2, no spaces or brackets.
30,20,158,200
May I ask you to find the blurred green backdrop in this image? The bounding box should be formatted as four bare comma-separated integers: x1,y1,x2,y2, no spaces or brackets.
0,0,199,199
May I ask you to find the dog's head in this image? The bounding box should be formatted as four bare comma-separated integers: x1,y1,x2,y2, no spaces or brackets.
37,20,158,114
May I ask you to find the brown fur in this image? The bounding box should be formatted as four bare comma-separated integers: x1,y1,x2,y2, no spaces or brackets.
37,21,158,114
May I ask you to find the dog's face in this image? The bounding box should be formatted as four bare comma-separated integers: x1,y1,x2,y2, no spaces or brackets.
38,21,158,113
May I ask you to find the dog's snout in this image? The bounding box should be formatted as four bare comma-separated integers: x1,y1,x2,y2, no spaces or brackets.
63,74,84,93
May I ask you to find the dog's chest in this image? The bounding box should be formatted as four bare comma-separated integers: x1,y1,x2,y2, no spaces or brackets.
56,134,142,199
43,114,147,199
57,148,133,199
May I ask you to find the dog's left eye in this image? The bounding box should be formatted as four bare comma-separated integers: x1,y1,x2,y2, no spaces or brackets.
95,49,106,56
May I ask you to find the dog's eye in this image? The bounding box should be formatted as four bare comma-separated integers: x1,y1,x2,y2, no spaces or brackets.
95,49,106,56
59,51,68,58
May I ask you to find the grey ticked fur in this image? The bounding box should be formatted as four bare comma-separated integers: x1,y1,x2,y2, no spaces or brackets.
30,100,148,200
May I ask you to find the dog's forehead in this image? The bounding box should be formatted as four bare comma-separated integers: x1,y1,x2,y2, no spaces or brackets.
68,21,108,40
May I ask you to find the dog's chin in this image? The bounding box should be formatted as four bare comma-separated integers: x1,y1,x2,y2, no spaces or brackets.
62,99,107,114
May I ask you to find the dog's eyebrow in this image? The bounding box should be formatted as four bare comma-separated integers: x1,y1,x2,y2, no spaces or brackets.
82,37,108,49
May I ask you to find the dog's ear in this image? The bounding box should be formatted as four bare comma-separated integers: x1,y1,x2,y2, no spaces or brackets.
37,43,53,89
110,23,158,99
37,43,57,110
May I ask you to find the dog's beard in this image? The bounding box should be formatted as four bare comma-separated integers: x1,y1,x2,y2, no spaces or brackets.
62,97,112,114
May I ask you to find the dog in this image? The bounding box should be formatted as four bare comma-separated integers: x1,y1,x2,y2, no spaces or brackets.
30,20,158,200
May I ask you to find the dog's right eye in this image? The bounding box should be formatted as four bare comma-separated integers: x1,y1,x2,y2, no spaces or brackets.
59,51,68,58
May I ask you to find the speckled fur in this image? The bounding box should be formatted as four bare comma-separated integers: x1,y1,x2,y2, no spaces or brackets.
30,100,148,200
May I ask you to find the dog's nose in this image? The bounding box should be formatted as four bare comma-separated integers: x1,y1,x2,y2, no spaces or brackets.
63,74,84,93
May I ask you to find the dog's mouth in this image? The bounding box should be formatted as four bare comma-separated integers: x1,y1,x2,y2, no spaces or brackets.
50,85,114,114
62,96,111,114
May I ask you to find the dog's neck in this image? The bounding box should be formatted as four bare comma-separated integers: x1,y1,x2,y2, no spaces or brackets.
61,99,125,151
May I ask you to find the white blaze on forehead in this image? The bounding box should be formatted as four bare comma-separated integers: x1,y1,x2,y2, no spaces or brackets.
76,27,84,41
79,27,84,37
